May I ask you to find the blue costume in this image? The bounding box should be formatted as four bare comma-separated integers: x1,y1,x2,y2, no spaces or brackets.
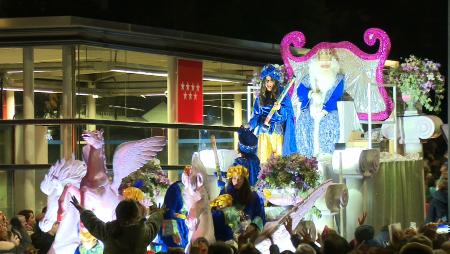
220,184,266,230
248,64,297,163
158,181,189,251
296,74,345,157
233,127,260,186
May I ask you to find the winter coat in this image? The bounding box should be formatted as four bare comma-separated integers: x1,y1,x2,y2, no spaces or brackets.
81,210,163,254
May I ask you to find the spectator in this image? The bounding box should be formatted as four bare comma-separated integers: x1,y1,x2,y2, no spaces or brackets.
399,242,433,254
17,210,35,233
408,234,433,248
440,241,450,252
295,243,316,254
191,237,208,254
208,241,234,254
31,221,58,254
354,225,381,248
426,177,448,223
71,196,164,254
238,242,260,254
0,229,21,253
322,232,350,254
9,216,31,254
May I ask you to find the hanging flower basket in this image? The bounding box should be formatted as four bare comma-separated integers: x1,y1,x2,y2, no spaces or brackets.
387,55,445,113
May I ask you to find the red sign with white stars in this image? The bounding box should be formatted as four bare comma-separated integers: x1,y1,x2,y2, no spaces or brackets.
177,59,203,124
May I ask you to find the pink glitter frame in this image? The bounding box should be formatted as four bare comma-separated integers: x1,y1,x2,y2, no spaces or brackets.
281,28,393,121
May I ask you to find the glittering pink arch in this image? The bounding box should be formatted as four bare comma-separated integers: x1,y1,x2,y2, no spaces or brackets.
281,28,393,121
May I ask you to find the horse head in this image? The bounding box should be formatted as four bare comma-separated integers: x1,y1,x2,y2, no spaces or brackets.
40,158,86,232
182,153,209,207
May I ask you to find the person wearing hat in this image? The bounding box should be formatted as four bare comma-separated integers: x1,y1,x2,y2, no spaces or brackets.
248,64,297,163
234,126,261,186
221,165,266,232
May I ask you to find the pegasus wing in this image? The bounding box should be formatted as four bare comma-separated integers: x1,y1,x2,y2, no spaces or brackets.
111,136,167,193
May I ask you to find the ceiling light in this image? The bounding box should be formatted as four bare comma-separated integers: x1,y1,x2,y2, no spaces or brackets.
203,77,235,83
203,91,247,95
110,69,168,77
6,70,52,74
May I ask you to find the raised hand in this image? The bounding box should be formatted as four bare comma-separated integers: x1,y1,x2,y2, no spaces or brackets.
299,227,315,243
70,195,84,212
358,211,368,225
283,215,293,235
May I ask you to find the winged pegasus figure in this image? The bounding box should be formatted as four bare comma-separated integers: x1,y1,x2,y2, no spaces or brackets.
40,130,166,254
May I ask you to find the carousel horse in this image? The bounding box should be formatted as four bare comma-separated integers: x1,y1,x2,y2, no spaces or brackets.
160,153,215,252
40,130,166,254
183,153,215,248
39,157,87,254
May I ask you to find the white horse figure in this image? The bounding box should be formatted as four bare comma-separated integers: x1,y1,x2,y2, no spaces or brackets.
182,153,215,250
40,130,166,254
39,157,87,254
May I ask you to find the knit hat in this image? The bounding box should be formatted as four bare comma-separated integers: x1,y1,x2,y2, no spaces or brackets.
237,126,258,155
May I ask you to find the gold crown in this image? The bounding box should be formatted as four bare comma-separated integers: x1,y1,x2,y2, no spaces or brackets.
122,187,145,202
210,194,233,208
226,165,249,179
317,48,334,61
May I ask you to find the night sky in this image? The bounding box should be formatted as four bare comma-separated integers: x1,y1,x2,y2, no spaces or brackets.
0,0,447,118
0,0,445,62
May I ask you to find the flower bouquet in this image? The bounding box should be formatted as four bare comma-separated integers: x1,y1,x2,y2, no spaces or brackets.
256,154,320,206
387,55,445,112
120,159,171,206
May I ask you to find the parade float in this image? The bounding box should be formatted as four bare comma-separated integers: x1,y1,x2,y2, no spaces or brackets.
37,25,445,253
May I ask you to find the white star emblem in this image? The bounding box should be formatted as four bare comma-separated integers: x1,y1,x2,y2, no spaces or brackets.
196,83,200,91
194,93,198,100
186,82,190,91
183,92,187,99
181,82,185,90
188,92,193,100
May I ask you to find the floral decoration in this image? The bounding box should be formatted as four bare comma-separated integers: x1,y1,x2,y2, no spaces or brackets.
119,159,170,205
387,55,445,112
256,154,320,191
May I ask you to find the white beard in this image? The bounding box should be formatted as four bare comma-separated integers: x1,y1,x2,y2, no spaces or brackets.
308,58,339,156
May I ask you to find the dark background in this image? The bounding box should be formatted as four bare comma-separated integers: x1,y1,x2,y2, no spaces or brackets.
0,0,447,118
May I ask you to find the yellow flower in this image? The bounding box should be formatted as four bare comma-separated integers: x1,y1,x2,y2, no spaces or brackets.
226,165,249,179
263,189,272,199
210,194,233,208
122,187,145,201
175,213,187,220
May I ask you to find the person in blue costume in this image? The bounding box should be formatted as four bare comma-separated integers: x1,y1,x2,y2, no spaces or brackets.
210,194,238,242
234,126,260,186
220,165,266,231
296,49,345,158
248,64,297,163
158,180,189,251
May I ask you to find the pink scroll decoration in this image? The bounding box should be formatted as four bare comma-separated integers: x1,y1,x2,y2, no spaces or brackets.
280,28,393,121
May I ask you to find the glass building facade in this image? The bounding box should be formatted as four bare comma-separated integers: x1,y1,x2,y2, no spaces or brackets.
0,16,283,216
